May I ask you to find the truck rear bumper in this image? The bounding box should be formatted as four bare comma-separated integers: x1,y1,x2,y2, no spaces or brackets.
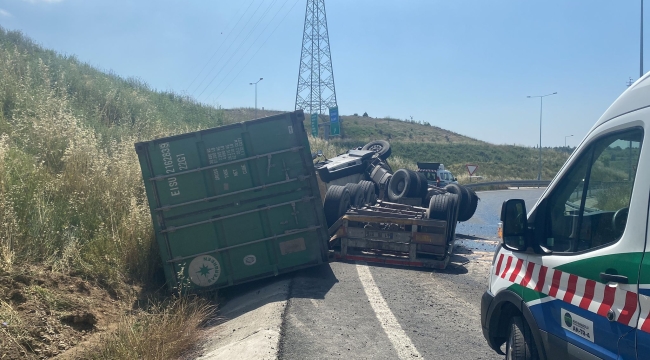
333,251,449,269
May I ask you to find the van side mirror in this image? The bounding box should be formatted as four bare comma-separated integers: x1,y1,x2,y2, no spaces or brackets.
500,199,528,251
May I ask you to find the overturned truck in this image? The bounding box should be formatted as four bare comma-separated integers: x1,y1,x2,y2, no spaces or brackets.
135,110,477,291
314,139,478,269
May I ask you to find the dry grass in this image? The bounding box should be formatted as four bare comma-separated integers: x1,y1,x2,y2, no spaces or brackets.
386,155,417,171
308,135,346,159
0,28,216,358
87,296,214,360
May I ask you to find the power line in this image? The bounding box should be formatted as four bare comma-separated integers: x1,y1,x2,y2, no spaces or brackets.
196,0,279,100
205,0,292,101
184,0,256,93
213,0,302,103
191,0,267,98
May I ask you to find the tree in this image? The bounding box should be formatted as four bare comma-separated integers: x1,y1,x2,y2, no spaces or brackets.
362,112,369,117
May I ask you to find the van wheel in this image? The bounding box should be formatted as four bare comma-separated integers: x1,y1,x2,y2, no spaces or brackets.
506,316,537,360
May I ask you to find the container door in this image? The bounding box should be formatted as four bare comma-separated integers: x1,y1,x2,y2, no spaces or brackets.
524,125,644,360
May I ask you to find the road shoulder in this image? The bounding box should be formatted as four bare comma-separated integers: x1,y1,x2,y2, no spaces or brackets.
196,279,291,360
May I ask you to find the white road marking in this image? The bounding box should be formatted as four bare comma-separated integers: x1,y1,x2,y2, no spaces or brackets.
356,264,422,359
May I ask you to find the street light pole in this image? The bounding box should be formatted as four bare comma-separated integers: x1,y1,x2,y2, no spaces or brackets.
249,78,263,119
565,135,573,147
528,92,557,180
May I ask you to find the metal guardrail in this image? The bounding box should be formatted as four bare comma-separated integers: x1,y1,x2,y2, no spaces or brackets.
463,180,551,189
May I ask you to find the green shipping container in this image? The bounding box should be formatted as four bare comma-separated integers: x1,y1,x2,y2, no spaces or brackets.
135,111,329,290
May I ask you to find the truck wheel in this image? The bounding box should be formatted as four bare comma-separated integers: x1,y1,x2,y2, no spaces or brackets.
362,140,392,160
416,172,429,199
405,170,422,197
358,180,377,205
444,184,470,220
459,188,479,222
388,169,418,201
344,183,364,208
426,194,451,221
324,185,351,227
506,316,537,360
445,193,460,242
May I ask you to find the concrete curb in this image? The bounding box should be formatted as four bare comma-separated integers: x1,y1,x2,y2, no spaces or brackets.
196,280,291,360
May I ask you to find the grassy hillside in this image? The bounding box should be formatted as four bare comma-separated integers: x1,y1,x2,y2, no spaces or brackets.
0,27,215,358
331,139,571,182
225,109,570,182
337,115,485,144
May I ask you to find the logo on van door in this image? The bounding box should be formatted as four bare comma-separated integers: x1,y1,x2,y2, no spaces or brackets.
243,255,257,266
564,312,573,327
561,309,593,342
188,255,221,287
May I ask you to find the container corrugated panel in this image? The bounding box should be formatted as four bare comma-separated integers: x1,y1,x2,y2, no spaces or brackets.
135,110,329,290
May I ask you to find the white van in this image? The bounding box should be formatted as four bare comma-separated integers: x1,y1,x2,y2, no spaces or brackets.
481,76,650,360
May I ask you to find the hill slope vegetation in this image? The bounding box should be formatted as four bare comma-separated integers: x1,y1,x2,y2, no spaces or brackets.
0,27,215,359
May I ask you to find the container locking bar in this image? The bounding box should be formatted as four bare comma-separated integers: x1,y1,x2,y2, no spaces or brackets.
148,146,304,181
155,175,311,212
160,196,315,233
167,225,321,263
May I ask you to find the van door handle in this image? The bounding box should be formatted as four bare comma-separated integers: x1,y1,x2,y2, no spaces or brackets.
600,272,628,284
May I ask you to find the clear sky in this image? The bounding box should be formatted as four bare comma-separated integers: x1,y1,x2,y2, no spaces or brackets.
0,0,645,147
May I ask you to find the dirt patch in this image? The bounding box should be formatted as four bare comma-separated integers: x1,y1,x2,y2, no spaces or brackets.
0,265,125,359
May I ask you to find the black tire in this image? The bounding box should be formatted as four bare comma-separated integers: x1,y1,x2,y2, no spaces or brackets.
425,194,452,221
459,188,479,222
444,184,470,220
344,183,364,208
506,316,537,360
362,140,392,160
445,193,460,242
323,185,351,227
405,170,422,197
388,169,418,201
415,172,429,199
358,180,377,206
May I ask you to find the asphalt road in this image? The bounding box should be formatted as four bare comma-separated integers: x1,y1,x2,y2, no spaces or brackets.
239,189,545,360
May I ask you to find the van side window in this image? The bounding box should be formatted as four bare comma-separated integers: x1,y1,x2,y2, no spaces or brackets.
543,129,643,253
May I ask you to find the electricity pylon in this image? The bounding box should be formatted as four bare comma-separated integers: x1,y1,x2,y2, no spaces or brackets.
295,0,338,115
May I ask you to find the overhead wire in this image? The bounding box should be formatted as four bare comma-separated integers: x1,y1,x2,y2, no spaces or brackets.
195,0,279,100
191,0,267,98
184,0,256,93
204,0,292,101
213,0,302,103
